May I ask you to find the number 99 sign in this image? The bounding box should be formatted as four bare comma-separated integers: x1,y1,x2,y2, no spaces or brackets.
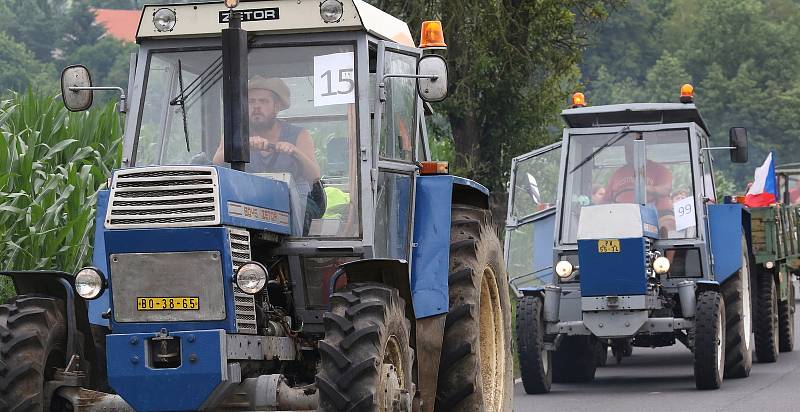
673,195,696,231
314,52,356,107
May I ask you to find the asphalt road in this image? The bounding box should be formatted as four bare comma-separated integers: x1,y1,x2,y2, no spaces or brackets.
513,299,800,412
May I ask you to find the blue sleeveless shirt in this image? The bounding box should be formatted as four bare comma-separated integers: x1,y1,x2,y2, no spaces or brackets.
246,121,311,195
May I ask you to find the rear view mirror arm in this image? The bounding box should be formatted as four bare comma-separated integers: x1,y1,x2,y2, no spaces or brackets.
68,86,127,113
379,73,439,102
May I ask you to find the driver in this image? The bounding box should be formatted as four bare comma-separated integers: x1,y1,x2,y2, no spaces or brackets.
603,139,675,234
213,76,324,227
213,76,320,180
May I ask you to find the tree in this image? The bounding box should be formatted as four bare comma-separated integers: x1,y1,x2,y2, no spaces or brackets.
581,0,800,190
0,32,55,94
59,0,107,56
0,0,67,61
369,0,622,196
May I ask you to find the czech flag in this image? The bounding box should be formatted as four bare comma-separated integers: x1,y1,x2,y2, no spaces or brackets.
745,152,777,207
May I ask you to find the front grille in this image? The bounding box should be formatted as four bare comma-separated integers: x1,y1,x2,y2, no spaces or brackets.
228,227,258,334
105,166,220,229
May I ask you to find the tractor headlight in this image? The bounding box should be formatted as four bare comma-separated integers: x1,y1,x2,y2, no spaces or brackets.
236,262,268,295
320,0,344,23
74,267,106,300
555,260,574,279
153,8,177,32
653,256,671,275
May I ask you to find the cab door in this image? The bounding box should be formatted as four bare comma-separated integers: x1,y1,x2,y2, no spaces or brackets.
371,41,422,260
505,142,562,295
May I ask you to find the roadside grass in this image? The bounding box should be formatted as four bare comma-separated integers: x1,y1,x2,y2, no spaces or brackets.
0,91,122,302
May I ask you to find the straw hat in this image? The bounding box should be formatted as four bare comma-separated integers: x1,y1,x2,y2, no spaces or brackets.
248,76,290,111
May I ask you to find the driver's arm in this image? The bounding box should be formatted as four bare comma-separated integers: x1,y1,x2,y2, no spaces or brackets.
292,130,321,181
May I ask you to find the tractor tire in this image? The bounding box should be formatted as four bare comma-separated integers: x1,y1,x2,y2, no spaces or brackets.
694,290,725,390
316,283,414,412
0,295,68,412
595,340,608,367
552,336,596,383
721,238,753,378
435,205,513,412
779,279,795,352
754,269,779,363
515,295,551,394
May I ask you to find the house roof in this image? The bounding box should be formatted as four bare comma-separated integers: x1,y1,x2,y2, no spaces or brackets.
94,8,141,43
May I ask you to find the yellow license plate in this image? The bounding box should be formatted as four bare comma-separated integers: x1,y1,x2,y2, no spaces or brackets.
137,297,199,311
598,239,621,253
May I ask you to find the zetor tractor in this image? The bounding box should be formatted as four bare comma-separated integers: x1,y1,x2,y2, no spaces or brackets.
506,86,754,391
0,1,513,411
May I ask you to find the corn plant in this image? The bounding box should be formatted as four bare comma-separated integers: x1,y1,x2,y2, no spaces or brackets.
0,91,123,301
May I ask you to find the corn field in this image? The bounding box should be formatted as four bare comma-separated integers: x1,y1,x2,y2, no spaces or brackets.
0,91,123,301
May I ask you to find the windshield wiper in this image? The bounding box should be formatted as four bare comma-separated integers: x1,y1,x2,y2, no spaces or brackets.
172,59,191,152
569,125,632,174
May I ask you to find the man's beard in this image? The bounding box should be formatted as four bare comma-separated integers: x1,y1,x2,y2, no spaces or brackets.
250,114,275,133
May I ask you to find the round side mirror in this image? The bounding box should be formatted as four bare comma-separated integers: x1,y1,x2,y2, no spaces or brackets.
61,65,94,112
729,127,748,163
417,55,448,102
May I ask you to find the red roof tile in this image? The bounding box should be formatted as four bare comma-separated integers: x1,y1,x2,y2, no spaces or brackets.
94,9,140,43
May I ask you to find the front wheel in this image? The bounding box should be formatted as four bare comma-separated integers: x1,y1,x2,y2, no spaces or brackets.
316,284,414,411
435,205,513,412
694,290,725,390
516,295,551,394
0,295,68,411
721,237,753,378
552,336,596,383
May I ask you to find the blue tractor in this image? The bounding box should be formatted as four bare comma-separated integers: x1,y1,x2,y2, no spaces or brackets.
506,87,754,391
0,1,513,411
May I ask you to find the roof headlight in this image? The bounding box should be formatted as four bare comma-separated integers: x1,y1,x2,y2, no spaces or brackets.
153,8,177,32
555,260,574,279
320,0,344,23
75,267,106,300
653,256,671,275
236,262,268,295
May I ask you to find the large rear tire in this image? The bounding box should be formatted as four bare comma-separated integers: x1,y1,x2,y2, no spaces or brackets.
754,269,779,363
515,295,551,394
552,336,596,383
316,284,414,411
779,279,795,352
694,290,725,390
721,237,753,378
435,205,513,412
0,295,68,412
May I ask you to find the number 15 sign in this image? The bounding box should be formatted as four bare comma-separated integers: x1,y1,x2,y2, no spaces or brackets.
314,52,355,107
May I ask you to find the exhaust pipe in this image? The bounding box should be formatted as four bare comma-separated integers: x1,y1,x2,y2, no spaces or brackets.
677,281,696,318
543,285,562,323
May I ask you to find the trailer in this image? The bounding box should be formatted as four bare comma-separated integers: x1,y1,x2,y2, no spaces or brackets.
746,163,800,360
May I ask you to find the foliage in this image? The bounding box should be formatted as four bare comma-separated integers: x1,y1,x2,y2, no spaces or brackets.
0,32,56,95
581,0,800,189
0,0,138,97
369,0,622,192
0,92,123,302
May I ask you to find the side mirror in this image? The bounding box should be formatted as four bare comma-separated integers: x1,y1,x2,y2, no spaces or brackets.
61,65,94,112
417,55,448,102
729,127,748,163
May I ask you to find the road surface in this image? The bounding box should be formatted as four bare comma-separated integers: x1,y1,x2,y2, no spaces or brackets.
514,300,800,411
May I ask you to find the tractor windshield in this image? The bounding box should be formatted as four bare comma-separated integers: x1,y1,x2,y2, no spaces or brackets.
560,129,696,243
133,44,361,238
